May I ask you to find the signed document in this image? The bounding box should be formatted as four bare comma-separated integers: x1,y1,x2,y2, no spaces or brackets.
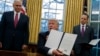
45,30,77,55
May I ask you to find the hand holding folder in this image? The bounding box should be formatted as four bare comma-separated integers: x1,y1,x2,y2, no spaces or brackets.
80,39,100,49
45,30,77,56
80,43,93,50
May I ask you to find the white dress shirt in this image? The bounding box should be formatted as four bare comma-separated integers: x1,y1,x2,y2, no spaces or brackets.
80,24,86,32
14,11,21,21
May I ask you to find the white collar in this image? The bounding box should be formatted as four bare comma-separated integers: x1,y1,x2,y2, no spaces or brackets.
80,24,86,27
14,11,21,14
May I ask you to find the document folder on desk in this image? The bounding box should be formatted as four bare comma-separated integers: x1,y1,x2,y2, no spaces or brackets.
45,30,77,55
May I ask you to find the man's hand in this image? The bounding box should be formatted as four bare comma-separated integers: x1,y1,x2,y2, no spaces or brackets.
22,44,28,50
85,45,92,50
52,49,63,56
0,42,2,48
70,50,75,56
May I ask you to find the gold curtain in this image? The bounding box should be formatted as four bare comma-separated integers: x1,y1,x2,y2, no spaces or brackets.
87,0,91,14
26,0,42,44
63,0,84,33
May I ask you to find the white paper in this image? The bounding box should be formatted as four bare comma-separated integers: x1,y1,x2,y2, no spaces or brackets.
45,30,63,49
59,33,77,55
45,29,77,55
89,39,100,46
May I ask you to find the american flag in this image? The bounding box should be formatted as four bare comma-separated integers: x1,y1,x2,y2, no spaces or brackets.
21,5,27,15
21,0,27,15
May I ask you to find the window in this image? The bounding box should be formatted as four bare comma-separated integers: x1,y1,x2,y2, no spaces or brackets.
40,0,65,32
0,0,14,21
90,0,100,56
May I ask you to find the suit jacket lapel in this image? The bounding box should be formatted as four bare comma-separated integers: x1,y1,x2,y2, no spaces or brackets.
78,25,81,35
84,25,89,34
10,11,15,28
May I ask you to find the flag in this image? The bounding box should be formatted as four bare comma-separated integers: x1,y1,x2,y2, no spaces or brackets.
21,5,27,15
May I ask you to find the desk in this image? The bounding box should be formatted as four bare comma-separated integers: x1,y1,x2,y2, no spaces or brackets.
28,43,37,52
0,50,44,56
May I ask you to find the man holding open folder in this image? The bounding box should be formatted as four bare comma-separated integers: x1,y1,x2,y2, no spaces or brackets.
73,13,94,56
37,19,63,56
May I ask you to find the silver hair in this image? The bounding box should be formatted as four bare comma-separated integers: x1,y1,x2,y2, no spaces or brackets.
48,19,59,26
13,0,22,4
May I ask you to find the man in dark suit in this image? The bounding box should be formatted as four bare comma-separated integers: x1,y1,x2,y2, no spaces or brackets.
37,19,63,56
0,0,29,51
72,13,94,56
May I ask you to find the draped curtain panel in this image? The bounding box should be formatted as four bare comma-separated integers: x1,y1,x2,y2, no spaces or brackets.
63,0,84,33
87,0,91,15
26,0,42,44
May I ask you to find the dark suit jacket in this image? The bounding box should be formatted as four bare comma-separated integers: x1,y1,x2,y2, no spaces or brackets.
0,11,29,51
73,24,94,55
37,31,50,56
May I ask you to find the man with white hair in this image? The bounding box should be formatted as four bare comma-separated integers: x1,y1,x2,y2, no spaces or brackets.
37,19,64,56
0,0,29,51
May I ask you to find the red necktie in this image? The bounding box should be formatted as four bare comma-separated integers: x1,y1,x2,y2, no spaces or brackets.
81,25,84,36
14,13,18,28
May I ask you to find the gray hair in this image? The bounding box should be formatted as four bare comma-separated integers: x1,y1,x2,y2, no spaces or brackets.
48,19,59,25
13,0,22,5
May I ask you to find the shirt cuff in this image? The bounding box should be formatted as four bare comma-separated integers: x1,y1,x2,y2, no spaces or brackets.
48,48,54,55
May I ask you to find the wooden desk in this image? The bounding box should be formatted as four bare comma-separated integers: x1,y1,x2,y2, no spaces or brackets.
0,50,44,56
28,43,37,52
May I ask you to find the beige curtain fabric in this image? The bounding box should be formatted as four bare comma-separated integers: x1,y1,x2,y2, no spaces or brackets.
87,0,91,14
63,0,84,33
26,0,42,44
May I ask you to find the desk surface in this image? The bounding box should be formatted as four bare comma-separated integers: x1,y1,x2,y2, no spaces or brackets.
0,50,44,56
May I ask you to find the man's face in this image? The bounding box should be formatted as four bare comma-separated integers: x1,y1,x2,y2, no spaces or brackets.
48,20,58,31
80,15,88,25
13,1,22,12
